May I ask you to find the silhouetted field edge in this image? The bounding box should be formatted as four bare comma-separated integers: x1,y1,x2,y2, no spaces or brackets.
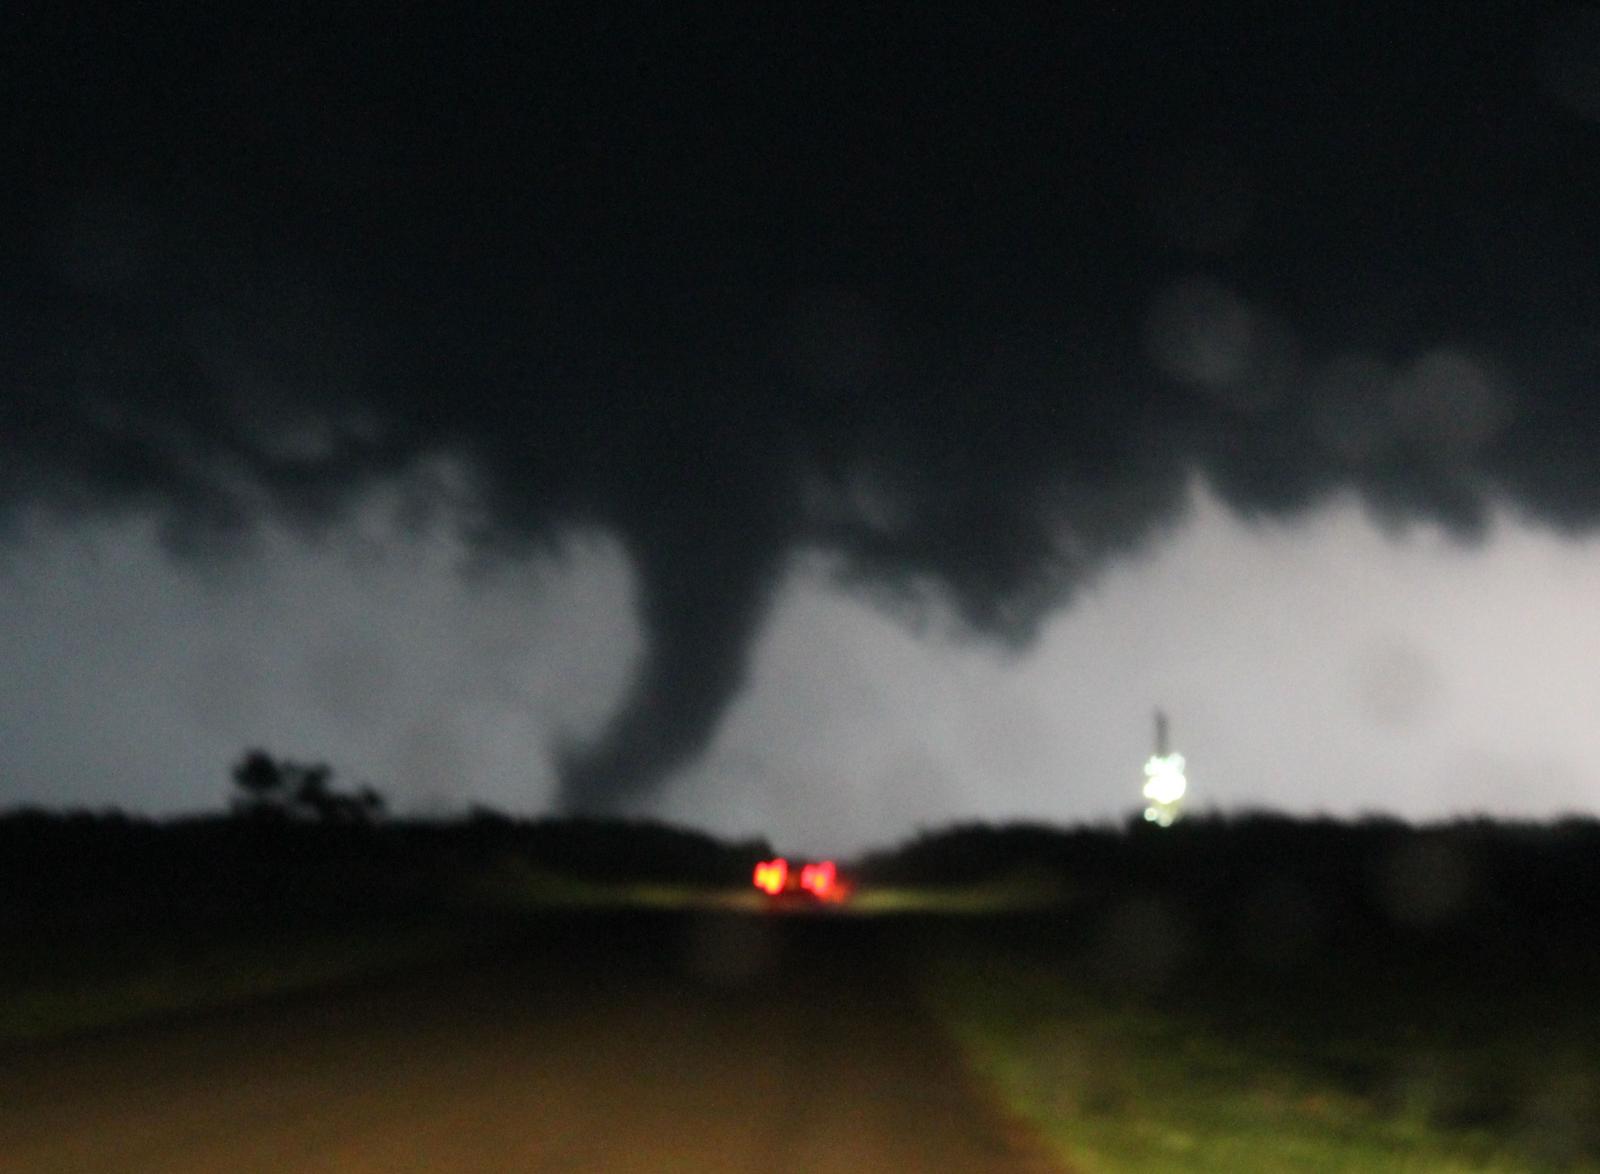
7,808,1600,1051
9,806,1600,950
870,815,1600,1170
0,808,771,1042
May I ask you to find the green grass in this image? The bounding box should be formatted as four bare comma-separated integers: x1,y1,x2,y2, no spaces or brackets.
455,854,767,911
0,921,467,1044
920,949,1600,1173
1,853,741,1046
848,868,1072,916
0,859,774,1046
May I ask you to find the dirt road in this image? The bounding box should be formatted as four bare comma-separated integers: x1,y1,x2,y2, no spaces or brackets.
0,912,1062,1172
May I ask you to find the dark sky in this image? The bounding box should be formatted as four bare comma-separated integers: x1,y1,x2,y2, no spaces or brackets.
6,4,1600,839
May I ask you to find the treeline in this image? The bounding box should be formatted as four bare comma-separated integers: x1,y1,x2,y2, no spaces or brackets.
861,812,1600,975
0,807,771,940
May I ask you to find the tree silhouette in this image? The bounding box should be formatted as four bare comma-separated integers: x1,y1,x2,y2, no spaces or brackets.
354,785,386,822
231,750,286,816
229,751,384,823
294,765,334,820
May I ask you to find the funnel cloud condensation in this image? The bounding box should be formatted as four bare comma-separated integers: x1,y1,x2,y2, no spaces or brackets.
6,8,1600,811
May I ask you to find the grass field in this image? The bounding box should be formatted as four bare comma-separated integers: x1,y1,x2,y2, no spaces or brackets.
0,872,736,1047
917,932,1600,1172
0,919,473,1044
11,812,1600,1171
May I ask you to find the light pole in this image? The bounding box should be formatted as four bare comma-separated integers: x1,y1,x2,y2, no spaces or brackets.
1142,709,1187,826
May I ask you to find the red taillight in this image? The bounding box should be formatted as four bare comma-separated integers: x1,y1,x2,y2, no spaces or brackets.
800,860,836,898
753,858,788,895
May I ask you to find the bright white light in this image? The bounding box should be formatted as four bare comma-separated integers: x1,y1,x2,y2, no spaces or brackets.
1141,749,1187,828
1142,752,1187,805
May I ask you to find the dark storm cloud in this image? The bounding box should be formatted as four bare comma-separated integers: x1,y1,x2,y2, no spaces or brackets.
6,5,1600,810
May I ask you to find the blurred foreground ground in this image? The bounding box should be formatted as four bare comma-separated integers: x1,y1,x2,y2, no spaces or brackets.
0,912,1062,1173
8,814,1600,1169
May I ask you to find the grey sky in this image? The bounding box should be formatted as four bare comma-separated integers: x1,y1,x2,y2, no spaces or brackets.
13,8,1600,824
15,7,1600,819
661,483,1600,852
0,490,638,820
5,477,1596,855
